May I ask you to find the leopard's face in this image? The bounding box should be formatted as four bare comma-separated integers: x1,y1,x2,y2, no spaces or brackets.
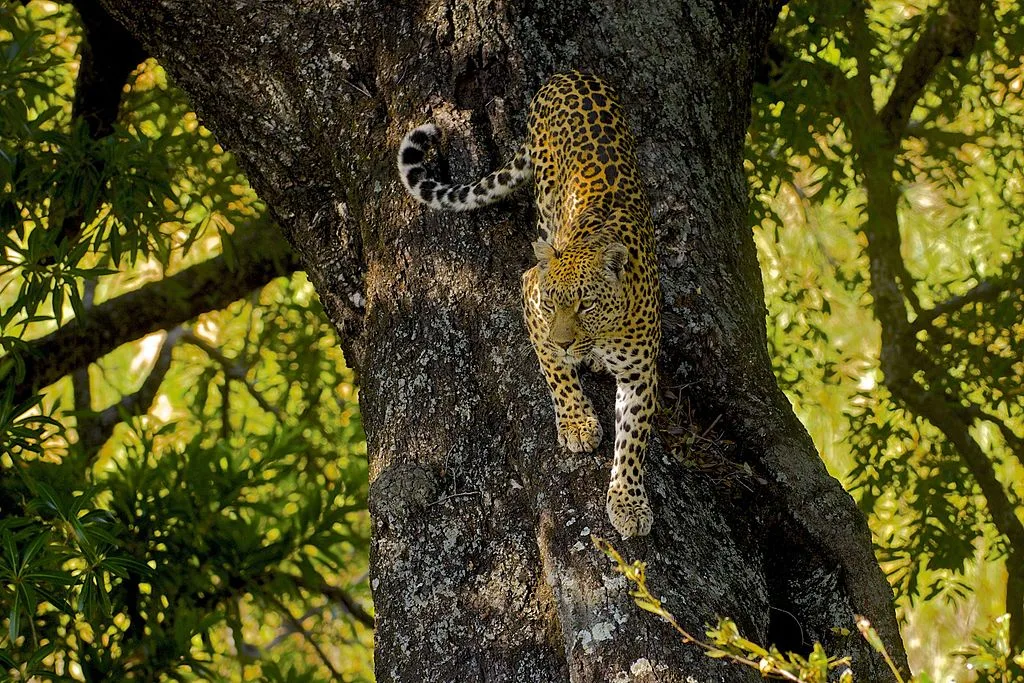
529,239,628,359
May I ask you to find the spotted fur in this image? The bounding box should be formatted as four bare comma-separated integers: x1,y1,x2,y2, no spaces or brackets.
397,72,661,538
398,123,532,211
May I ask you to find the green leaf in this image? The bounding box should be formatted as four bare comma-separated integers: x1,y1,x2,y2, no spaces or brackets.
9,588,22,642
18,528,48,569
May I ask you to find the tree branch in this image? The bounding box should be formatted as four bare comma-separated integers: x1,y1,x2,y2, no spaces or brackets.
910,268,1024,333
262,591,344,680
844,6,923,316
841,0,1023,646
48,0,147,249
877,0,981,143
69,0,147,139
71,282,98,440
897,387,1024,552
181,331,285,422
77,326,184,456
286,572,374,630
10,226,300,406
55,0,145,434
891,378,1024,647
264,605,361,651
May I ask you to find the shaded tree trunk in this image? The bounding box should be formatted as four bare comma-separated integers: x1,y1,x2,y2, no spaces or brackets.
98,1,909,680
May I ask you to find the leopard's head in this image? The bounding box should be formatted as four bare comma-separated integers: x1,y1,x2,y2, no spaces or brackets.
529,238,628,358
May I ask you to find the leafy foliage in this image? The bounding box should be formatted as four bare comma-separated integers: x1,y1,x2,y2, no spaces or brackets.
962,614,1024,682
596,536,853,682
749,0,1024,677
600,537,1024,683
1,2,370,680
3,0,1022,680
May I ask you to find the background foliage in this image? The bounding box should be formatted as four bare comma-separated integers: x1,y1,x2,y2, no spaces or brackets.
0,0,1021,681
748,0,1023,679
1,2,371,680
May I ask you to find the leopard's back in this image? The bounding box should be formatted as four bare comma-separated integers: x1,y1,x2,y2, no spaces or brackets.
525,73,652,249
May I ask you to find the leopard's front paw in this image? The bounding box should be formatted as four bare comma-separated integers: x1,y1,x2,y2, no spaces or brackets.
606,481,653,539
556,413,603,453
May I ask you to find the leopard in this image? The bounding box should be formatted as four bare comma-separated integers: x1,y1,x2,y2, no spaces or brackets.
397,71,661,539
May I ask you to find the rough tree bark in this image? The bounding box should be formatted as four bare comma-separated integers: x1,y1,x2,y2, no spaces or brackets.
97,1,909,680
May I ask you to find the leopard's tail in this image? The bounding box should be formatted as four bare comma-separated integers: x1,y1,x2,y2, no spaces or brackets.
398,123,532,212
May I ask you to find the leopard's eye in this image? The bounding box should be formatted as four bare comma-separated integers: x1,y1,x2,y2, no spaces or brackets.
579,298,596,314
539,298,555,313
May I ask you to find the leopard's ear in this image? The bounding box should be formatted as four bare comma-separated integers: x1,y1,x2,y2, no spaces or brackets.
533,239,557,263
603,242,628,278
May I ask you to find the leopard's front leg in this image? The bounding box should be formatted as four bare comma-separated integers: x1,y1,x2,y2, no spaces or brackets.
606,365,657,538
522,267,602,452
534,347,603,452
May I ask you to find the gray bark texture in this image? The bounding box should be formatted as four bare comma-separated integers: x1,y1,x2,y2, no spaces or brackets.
97,1,909,680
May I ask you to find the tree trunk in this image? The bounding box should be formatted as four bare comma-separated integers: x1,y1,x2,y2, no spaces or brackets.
97,1,909,680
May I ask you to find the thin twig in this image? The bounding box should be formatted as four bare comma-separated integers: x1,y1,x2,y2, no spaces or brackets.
910,274,1021,333
264,591,346,680
285,572,374,630
342,79,372,98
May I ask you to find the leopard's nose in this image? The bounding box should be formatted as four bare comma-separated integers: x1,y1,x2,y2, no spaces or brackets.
555,339,573,349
